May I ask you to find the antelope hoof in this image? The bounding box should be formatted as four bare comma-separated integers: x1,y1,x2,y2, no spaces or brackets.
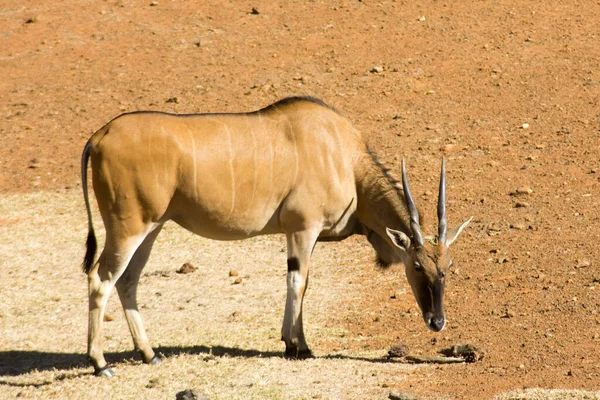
297,349,314,359
284,345,314,360
94,365,114,377
146,355,161,365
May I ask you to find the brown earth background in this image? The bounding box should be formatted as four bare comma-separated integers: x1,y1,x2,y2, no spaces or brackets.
1,1,600,399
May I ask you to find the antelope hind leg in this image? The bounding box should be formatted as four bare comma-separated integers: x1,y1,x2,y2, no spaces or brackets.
115,224,164,365
87,234,148,376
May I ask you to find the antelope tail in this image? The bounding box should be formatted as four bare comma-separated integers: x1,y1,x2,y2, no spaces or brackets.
81,139,97,274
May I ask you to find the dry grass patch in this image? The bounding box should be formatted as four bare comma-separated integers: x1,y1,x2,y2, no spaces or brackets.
0,190,418,399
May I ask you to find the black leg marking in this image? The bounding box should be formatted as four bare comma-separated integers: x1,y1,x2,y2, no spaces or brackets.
287,257,300,273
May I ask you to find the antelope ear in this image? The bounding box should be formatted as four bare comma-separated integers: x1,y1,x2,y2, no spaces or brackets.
446,217,473,246
386,227,411,251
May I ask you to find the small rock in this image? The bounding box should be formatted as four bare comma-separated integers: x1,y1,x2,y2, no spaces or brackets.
521,123,530,129
177,263,197,274
370,66,384,73
176,389,210,400
418,16,426,21
515,186,533,195
103,313,114,322
515,201,530,208
442,144,456,153
233,277,243,284
575,259,591,269
510,223,525,230
229,270,239,277
439,344,485,362
250,7,260,15
146,378,160,388
502,309,515,318
389,391,418,400
149,1,159,6
165,97,178,104
388,344,409,358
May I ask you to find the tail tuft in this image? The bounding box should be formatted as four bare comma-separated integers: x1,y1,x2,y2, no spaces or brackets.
82,229,97,274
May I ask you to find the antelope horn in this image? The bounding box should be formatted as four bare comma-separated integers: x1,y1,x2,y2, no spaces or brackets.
438,158,448,244
402,158,424,247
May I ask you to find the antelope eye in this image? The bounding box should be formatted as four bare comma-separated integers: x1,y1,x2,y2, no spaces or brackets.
414,262,423,271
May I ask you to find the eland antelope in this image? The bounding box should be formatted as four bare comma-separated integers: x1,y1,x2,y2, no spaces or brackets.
81,96,471,376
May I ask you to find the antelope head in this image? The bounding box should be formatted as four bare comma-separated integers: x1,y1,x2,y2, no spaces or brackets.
386,159,472,332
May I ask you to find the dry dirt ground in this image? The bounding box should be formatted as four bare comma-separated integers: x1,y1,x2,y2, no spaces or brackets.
1,1,600,399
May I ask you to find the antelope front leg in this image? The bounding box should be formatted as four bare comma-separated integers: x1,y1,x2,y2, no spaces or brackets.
281,229,319,359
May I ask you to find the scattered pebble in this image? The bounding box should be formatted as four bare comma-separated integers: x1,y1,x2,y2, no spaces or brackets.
177,263,197,274
442,144,456,153
515,201,530,208
229,270,239,277
250,7,260,15
389,392,418,400
103,313,114,322
149,1,159,6
388,344,409,358
515,186,533,195
575,259,591,269
233,277,243,284
521,123,530,129
439,344,486,362
176,389,210,400
370,66,384,73
146,378,160,388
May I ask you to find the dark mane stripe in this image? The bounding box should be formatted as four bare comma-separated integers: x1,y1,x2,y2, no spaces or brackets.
366,144,403,199
118,97,336,121
258,96,334,112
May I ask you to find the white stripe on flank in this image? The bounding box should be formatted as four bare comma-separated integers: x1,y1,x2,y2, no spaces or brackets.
285,116,299,188
224,123,236,219
188,129,199,201
247,115,258,213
